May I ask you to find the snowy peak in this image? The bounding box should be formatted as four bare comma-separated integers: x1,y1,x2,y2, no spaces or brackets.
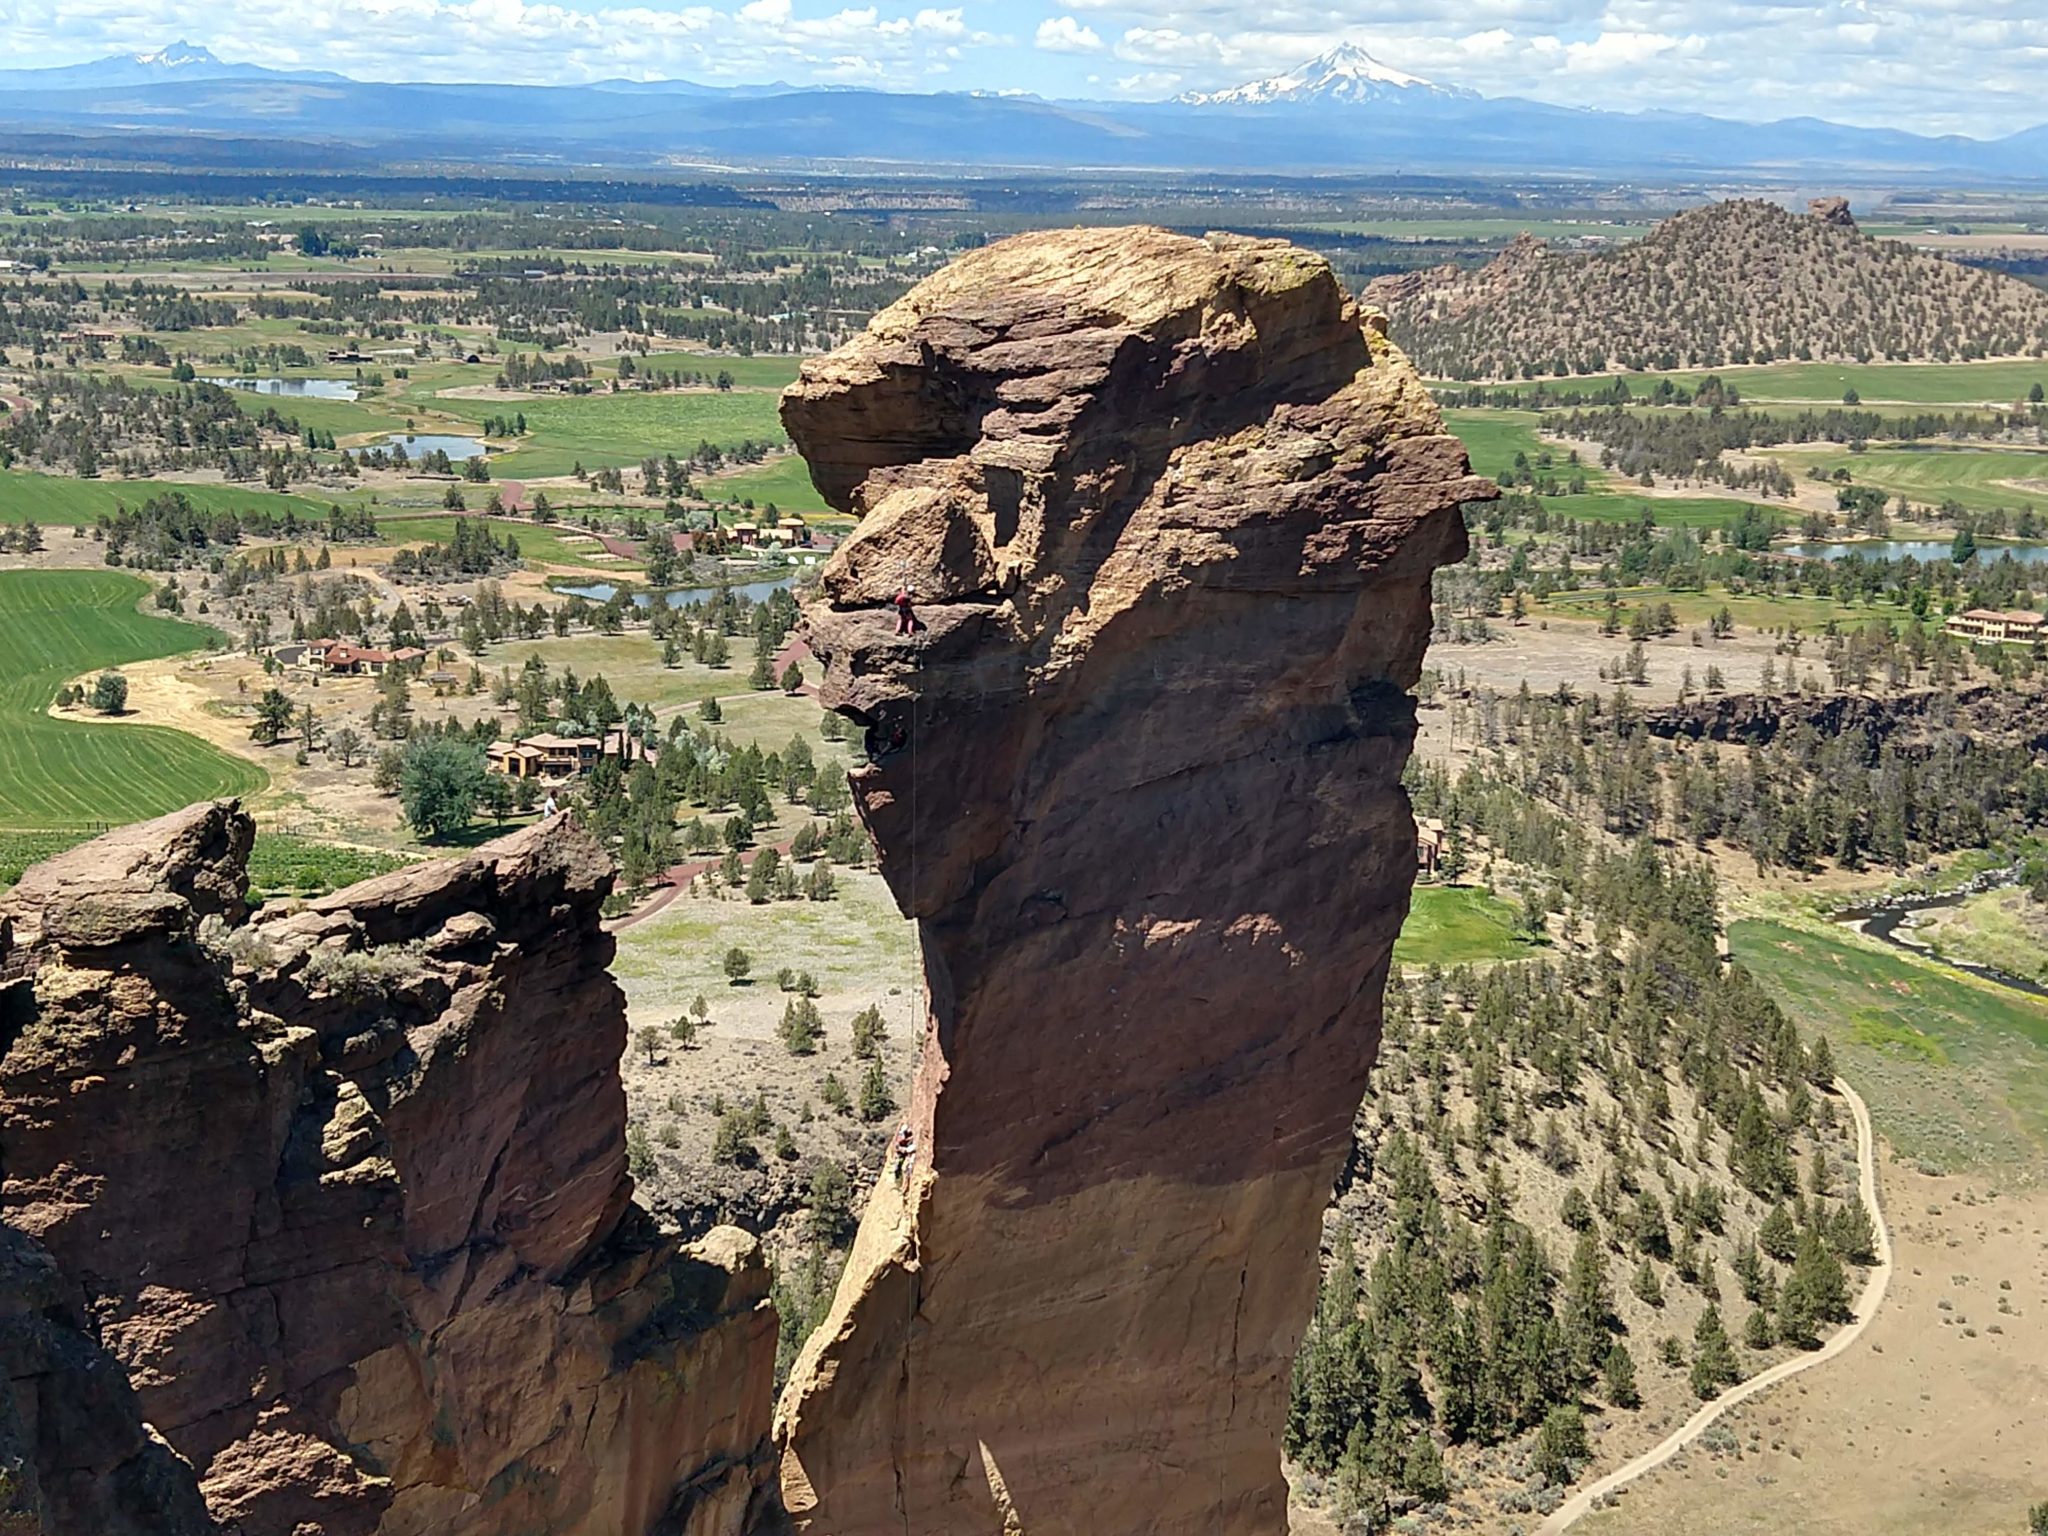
1178,43,1475,106
132,42,224,70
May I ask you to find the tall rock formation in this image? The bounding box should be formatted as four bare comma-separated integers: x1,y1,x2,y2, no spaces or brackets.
777,226,1486,1535
0,805,778,1536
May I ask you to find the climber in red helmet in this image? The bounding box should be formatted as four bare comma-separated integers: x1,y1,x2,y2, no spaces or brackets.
894,584,918,636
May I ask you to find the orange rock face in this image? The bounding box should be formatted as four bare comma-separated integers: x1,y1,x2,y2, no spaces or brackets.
778,227,1486,1536
0,805,778,1536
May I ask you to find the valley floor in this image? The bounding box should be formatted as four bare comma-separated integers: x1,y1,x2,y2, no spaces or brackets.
1577,1159,2048,1536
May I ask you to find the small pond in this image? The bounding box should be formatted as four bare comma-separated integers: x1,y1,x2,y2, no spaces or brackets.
1789,539,2048,566
206,377,359,400
378,433,486,462
554,577,794,608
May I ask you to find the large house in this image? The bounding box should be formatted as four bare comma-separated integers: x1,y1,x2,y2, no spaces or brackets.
486,730,652,781
1944,608,2048,645
304,639,428,676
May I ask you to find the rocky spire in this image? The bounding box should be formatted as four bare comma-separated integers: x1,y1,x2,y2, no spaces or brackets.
776,226,1488,1535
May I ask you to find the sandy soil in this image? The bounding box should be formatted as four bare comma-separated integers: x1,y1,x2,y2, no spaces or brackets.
1576,1161,2048,1536
1418,619,1788,760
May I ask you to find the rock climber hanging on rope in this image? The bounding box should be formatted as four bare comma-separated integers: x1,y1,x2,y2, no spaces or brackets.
894,582,920,636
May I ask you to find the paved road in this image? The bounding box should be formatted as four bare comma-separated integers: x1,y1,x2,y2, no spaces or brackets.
1538,1075,1894,1533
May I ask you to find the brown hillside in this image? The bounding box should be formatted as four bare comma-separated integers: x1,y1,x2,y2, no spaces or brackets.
1366,199,2048,381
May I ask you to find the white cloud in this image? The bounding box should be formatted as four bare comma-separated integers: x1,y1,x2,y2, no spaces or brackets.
1036,15,1103,52
3,0,2048,133
1114,69,1182,95
1561,28,1703,72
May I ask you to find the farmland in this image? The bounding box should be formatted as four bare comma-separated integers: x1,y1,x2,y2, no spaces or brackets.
0,470,337,524
0,570,266,828
1770,443,2048,514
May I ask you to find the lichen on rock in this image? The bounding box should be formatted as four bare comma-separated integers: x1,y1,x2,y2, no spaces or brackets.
776,226,1487,1535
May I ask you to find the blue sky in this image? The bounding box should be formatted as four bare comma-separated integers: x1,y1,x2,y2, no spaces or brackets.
3,0,2046,136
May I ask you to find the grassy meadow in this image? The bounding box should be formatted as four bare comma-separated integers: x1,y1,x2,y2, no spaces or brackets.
1394,885,1535,968
1730,918,2048,1172
0,570,267,828
0,470,337,524
1771,443,2048,514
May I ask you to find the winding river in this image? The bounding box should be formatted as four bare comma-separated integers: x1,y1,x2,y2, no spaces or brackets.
1834,868,2048,999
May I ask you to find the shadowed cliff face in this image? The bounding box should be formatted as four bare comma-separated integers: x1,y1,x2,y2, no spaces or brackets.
776,226,1488,1536
0,804,778,1536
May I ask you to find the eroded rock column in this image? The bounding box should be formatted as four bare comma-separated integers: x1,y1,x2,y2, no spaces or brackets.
776,227,1488,1536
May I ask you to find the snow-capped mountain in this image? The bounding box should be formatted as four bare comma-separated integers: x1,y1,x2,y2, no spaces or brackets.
1178,43,1477,106
130,42,229,72
0,42,339,92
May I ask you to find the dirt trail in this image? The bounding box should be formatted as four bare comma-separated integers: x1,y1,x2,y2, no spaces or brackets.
1538,1075,1894,1534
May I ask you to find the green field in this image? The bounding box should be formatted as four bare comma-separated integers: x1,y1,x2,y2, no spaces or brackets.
1442,410,1762,530
1443,409,1548,480
485,391,789,477
1502,358,2048,407
1771,443,2048,514
1730,918,2048,1172
1394,885,1535,967
634,354,805,389
1542,491,1766,529
0,570,267,828
1538,580,1907,632
704,454,832,516
0,471,336,525
366,513,633,572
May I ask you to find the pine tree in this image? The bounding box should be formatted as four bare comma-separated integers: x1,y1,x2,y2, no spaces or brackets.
1601,1341,1640,1408
1531,1404,1588,1489
1562,1230,1612,1381
1807,1033,1837,1087
1759,1204,1798,1262
1632,1258,1664,1307
1689,1305,1740,1399
1401,1431,1449,1503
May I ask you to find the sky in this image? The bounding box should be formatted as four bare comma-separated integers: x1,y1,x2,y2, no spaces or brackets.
1,0,2046,137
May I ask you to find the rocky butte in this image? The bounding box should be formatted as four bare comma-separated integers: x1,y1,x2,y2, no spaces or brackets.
0,805,777,1536
777,226,1486,1535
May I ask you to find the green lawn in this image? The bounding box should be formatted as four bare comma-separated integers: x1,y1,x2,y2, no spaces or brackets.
1443,409,1549,481
478,391,789,477
0,570,267,829
704,454,831,516
369,514,633,572
1394,885,1535,967
634,354,805,389
1770,443,2048,514
1467,359,2048,407
1536,581,1908,632
1730,918,2048,1172
1545,492,1767,529
0,471,335,525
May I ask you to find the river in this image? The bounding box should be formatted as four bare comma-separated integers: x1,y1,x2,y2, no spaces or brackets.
1835,868,2048,999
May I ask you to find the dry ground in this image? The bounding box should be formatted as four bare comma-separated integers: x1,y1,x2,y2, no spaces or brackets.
612,859,919,1237
1577,1161,2048,1536
1420,618,1788,759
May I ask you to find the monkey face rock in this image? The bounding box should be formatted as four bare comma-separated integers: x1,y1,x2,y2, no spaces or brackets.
779,227,1487,1536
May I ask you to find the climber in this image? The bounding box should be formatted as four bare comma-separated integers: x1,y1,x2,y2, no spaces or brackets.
894,1124,917,1184
894,584,920,637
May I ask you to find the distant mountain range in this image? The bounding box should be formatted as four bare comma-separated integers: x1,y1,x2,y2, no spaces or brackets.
1,41,2046,182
